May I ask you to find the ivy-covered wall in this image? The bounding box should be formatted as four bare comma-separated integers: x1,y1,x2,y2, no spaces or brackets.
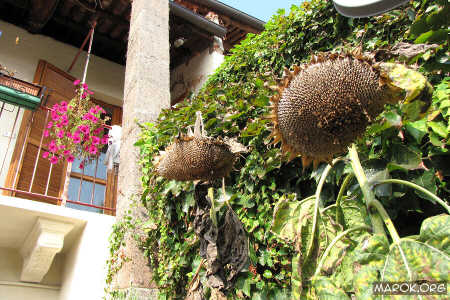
109,0,449,298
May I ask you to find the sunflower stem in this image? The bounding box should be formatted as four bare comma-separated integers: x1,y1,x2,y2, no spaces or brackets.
335,173,354,228
348,144,387,239
375,179,450,214
305,159,341,263
368,199,401,244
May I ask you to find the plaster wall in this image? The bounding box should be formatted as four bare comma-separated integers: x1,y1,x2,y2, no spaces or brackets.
0,20,125,186
170,47,224,104
59,212,115,300
0,247,61,300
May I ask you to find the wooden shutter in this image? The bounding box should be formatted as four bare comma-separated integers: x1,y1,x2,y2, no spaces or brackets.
5,61,76,204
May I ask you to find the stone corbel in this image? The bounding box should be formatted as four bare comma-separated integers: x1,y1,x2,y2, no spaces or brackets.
20,217,74,283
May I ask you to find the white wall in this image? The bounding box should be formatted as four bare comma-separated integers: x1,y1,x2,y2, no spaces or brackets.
59,212,115,300
0,20,125,106
0,196,116,300
170,46,224,104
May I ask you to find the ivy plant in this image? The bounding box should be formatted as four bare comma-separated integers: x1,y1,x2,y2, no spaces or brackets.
111,0,450,299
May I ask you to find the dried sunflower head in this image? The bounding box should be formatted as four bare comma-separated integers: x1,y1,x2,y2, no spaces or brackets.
155,112,246,181
268,51,403,168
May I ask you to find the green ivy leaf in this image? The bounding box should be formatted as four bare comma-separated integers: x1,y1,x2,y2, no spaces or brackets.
387,144,422,171
412,170,438,203
405,119,428,143
414,29,448,44
384,111,402,127
263,270,273,279
428,121,448,138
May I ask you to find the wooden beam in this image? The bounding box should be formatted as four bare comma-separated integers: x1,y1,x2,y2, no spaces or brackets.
1,0,29,9
27,0,61,33
51,16,126,55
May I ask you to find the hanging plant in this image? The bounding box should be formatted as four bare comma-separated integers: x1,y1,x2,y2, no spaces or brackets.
42,80,109,168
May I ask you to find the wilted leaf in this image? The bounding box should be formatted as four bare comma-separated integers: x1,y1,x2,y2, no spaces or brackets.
353,234,389,300
310,276,351,299
419,214,450,255
380,63,430,103
271,195,313,242
382,239,449,284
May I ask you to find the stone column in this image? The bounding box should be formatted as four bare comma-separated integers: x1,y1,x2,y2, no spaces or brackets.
114,0,170,298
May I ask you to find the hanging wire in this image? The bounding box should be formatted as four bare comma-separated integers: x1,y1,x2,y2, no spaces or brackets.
82,22,96,85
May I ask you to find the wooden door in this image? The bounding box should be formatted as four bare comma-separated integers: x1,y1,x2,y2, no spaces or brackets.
5,61,122,214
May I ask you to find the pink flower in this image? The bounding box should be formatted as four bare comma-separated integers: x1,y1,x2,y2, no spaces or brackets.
91,136,100,145
72,135,81,144
50,156,59,164
58,144,66,150
51,111,60,121
101,136,109,145
82,83,89,90
83,135,90,142
73,79,81,86
43,130,49,137
66,131,72,138
87,89,94,95
79,125,90,135
58,105,67,113
48,140,58,152
63,150,71,156
61,118,69,126
67,155,75,163
88,145,98,155
89,107,97,114
82,113,93,121
56,122,64,128
79,162,85,169
81,92,87,99
91,116,98,123
93,127,103,135
47,122,53,128
60,101,68,107
42,151,49,159
57,130,65,138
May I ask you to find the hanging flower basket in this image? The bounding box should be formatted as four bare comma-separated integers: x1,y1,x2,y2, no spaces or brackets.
43,80,109,168
0,73,43,110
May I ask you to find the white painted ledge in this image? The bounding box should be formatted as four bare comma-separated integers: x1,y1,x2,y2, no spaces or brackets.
20,218,74,283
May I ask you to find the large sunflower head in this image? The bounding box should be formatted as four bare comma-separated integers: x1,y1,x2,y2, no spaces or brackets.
268,51,402,168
